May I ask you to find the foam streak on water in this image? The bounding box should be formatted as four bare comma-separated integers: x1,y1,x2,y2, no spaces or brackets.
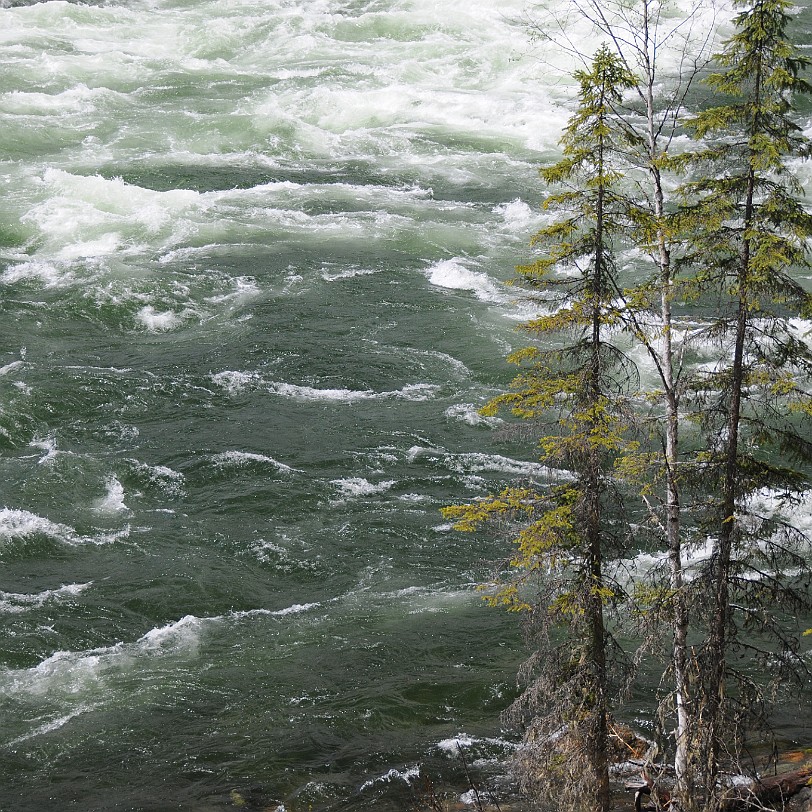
0,0,787,810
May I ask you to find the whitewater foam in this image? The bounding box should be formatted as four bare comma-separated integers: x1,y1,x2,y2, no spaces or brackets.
359,766,421,792
137,614,204,652
622,488,812,583
746,488,812,540
452,452,569,479
444,403,503,427
0,508,133,550
331,477,396,499
0,508,78,546
436,733,518,756
3,617,201,699
94,477,129,514
0,583,92,615
210,451,297,474
0,361,25,376
2,604,321,702
267,381,439,402
423,258,504,302
405,446,571,481
136,306,183,332
29,435,64,465
1,260,77,288
124,460,186,499
321,265,381,282
210,370,264,394
231,603,321,619
17,170,206,267
3,84,106,116
492,198,540,232
202,276,261,304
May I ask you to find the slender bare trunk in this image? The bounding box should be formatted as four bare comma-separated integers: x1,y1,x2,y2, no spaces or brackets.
660,219,691,811
654,164,691,812
640,12,692,800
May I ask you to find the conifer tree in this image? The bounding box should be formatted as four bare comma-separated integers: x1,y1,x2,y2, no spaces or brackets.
673,1,812,806
528,5,720,800
583,6,715,801
443,45,638,812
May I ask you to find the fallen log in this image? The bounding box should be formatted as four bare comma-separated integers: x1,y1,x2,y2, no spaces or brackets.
629,764,812,811
720,766,812,811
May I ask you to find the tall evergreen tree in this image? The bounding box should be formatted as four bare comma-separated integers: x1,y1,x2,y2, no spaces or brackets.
673,1,812,806
443,45,638,812
582,5,716,801
528,5,720,798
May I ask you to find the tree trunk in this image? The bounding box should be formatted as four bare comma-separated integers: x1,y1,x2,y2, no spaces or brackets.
704,162,753,808
644,35,691,804
588,105,611,812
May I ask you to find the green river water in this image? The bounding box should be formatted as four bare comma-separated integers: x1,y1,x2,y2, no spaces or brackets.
0,0,809,810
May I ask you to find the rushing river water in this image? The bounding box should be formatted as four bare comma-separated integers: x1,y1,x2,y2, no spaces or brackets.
0,1,810,810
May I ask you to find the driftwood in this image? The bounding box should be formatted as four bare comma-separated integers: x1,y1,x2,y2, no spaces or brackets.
631,764,812,811
720,766,812,811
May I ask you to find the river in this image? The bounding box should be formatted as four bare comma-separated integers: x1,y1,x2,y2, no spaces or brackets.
0,0,809,810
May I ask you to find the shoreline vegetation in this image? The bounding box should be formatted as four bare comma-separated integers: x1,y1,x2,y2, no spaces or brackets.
443,0,812,810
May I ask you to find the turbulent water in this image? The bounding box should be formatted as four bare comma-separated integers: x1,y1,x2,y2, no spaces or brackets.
0,1,810,810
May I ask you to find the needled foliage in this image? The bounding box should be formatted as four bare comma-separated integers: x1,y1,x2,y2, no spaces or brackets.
443,46,639,812
445,5,812,811
669,0,812,806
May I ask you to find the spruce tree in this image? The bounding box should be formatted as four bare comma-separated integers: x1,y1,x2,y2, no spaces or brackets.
526,5,721,798
584,5,715,800
673,1,812,806
443,45,639,812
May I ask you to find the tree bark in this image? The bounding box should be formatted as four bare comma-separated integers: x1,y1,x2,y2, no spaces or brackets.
720,766,812,811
